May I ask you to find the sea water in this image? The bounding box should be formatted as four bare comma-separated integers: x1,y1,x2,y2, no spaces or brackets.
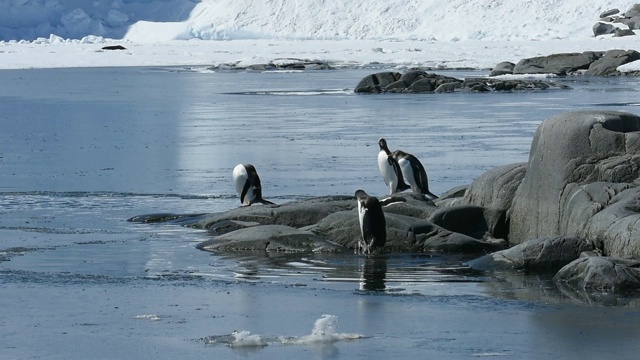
2,67,640,359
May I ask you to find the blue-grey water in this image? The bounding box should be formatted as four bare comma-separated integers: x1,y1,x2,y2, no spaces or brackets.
2,67,640,359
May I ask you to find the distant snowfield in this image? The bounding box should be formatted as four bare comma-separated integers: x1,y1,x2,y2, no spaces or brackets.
2,36,640,71
1,0,639,71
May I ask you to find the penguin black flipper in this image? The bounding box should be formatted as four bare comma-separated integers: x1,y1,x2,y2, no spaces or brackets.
387,155,410,192
240,180,251,205
407,154,438,199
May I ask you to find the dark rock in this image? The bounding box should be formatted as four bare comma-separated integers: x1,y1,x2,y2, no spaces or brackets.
489,61,515,76
196,224,343,253
101,45,126,50
407,78,437,92
614,28,636,37
509,111,640,245
554,255,640,290
428,205,508,241
398,70,428,85
600,8,620,18
513,52,601,75
127,212,208,225
354,72,402,93
304,208,505,254
467,236,595,272
434,82,461,93
586,49,640,76
192,196,355,233
593,22,617,36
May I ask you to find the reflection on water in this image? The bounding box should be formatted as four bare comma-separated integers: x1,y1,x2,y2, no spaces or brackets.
359,256,387,291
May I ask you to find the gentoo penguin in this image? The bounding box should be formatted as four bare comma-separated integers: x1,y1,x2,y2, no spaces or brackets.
355,189,386,255
377,138,410,194
391,149,438,200
232,164,274,206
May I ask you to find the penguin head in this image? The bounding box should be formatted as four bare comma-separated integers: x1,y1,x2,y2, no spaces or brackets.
378,138,391,154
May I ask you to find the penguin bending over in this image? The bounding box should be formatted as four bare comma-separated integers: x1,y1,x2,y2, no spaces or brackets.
355,189,386,255
391,149,438,200
232,164,274,206
377,138,410,195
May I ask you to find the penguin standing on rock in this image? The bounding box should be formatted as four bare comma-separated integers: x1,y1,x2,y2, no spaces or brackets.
232,164,274,206
392,149,438,200
355,189,386,255
377,138,410,195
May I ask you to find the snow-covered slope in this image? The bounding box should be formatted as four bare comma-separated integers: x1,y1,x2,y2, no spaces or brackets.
0,0,634,42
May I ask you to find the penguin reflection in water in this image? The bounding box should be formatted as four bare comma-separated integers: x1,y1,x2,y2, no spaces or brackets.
232,164,274,206
355,189,386,255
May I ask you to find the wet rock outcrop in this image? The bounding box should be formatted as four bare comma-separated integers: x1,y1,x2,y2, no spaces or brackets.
354,70,569,94
461,110,640,292
491,49,640,77
129,110,640,294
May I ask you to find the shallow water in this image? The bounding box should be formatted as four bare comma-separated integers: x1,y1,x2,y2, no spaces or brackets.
2,67,640,359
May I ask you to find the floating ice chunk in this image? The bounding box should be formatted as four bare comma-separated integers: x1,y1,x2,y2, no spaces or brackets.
229,330,267,347
282,314,366,345
134,314,161,321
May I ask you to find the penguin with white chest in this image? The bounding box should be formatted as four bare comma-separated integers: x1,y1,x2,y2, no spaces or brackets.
391,149,438,200
232,164,274,206
355,189,386,255
377,138,410,195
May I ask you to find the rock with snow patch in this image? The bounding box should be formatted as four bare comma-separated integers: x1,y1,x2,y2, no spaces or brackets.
489,61,515,76
585,49,640,76
593,22,618,36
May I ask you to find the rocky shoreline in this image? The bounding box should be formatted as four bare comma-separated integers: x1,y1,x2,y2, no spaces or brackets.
129,110,640,295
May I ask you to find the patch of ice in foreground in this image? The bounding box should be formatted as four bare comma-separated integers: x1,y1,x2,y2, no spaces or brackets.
203,314,366,348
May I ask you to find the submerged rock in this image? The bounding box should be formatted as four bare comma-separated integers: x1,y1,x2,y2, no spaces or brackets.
196,224,343,253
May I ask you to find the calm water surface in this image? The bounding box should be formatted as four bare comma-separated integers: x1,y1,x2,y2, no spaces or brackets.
2,67,640,359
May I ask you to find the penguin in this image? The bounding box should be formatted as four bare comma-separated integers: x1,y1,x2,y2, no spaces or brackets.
391,149,439,200
377,138,410,194
232,164,274,206
355,189,386,255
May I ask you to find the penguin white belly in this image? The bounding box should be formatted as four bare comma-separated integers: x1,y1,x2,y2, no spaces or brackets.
357,201,366,241
397,158,418,192
377,151,397,193
232,164,252,205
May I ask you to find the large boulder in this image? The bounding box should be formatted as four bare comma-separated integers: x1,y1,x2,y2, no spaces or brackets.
354,71,401,93
304,208,505,254
462,162,526,210
191,196,355,231
489,61,515,77
585,49,640,76
428,205,508,241
467,236,595,272
554,255,640,290
513,52,601,75
592,22,617,36
509,111,640,245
